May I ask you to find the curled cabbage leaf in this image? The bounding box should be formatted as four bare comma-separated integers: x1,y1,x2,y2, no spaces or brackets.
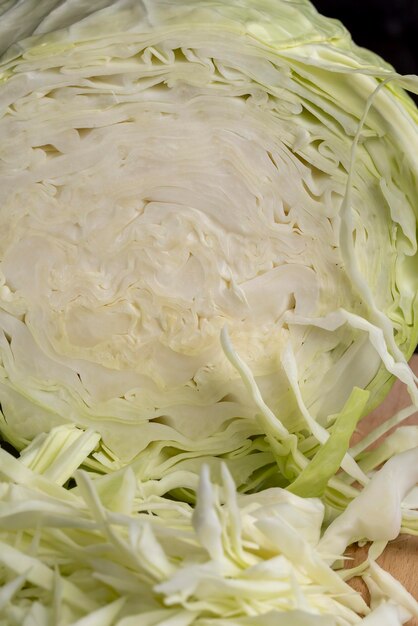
0,0,417,489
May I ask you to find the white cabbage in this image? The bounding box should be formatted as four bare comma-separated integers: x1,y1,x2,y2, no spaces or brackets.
0,443,416,625
0,0,417,492
0,2,418,623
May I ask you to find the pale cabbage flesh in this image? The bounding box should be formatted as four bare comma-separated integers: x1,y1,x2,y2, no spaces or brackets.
0,1,416,487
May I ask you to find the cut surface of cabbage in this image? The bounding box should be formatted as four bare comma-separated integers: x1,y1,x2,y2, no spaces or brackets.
0,0,417,483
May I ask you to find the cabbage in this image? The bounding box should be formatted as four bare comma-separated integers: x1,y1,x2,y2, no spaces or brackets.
0,0,417,491
0,0,418,622
0,444,417,625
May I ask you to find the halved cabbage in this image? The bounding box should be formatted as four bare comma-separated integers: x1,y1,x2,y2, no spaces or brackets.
0,0,417,494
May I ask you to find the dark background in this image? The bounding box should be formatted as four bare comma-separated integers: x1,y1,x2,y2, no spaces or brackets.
314,0,418,77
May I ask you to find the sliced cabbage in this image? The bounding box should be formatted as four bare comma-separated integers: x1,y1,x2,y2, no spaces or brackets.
319,447,418,558
0,444,416,626
0,0,417,495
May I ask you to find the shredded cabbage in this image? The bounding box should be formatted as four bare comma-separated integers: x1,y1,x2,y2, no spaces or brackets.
0,447,417,625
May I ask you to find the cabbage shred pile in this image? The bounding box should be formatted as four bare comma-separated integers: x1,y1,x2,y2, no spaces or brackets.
0,0,417,624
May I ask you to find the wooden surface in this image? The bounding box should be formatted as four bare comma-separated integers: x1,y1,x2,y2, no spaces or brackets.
346,355,418,624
